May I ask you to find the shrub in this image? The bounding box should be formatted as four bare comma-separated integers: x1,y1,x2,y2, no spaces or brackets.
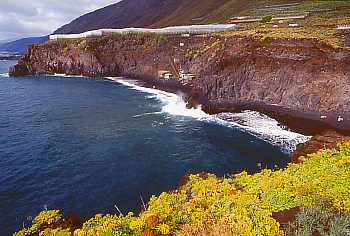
235,141,350,213
156,34,167,43
78,40,87,48
39,228,71,236
63,47,70,53
261,16,273,23
286,206,350,236
136,34,145,45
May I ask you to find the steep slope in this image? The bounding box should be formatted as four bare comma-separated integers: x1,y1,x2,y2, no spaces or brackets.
150,0,303,27
54,0,305,34
54,0,186,34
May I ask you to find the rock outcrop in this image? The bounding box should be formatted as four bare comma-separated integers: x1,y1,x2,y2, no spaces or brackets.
290,130,350,163
11,34,350,134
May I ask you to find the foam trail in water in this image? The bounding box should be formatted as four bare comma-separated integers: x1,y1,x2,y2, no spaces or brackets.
106,77,310,153
133,112,161,118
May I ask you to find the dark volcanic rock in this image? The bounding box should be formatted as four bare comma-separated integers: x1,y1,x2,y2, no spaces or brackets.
272,207,300,230
9,64,28,76
290,130,350,163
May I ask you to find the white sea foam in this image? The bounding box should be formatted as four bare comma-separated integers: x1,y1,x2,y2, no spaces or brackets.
53,73,67,77
106,77,211,119
106,77,311,153
0,73,9,77
53,73,85,78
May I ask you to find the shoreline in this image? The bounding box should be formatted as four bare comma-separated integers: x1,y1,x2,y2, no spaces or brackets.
11,71,350,142
121,74,350,137
14,71,349,138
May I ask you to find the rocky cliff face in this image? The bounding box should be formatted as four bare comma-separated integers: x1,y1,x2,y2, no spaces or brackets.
11,34,350,134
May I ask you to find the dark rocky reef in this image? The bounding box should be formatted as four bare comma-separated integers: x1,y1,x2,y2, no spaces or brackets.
10,34,350,135
290,129,350,163
9,64,29,76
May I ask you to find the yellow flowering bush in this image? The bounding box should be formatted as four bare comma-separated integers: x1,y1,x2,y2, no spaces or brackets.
236,141,350,212
145,174,280,235
76,213,138,235
39,228,71,236
157,224,171,235
129,218,145,231
32,210,62,227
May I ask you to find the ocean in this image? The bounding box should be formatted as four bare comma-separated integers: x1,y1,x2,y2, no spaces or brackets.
0,61,309,234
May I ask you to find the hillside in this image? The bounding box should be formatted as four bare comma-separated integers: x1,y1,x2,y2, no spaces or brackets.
0,36,48,54
6,0,307,53
54,0,305,34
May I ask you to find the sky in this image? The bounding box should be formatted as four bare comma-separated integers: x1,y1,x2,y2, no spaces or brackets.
0,0,121,41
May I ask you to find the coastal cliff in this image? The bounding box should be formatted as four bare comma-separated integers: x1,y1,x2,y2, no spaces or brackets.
11,34,350,134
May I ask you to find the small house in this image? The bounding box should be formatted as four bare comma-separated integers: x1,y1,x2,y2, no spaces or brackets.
181,34,191,38
180,71,195,81
158,70,171,78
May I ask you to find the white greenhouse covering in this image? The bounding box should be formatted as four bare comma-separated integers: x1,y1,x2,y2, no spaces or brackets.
49,24,237,40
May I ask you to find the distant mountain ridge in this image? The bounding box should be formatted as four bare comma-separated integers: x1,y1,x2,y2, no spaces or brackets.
0,36,48,54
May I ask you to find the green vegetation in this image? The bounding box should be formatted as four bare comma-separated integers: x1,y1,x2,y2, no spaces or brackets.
13,141,350,235
63,47,70,53
13,210,67,236
224,0,350,48
78,40,87,48
261,16,273,23
235,142,350,213
155,34,168,43
136,35,145,45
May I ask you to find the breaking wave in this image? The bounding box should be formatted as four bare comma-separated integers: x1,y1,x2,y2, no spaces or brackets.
106,77,211,119
215,112,311,153
106,77,310,153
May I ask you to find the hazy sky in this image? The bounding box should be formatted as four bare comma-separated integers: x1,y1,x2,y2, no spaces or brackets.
0,0,121,41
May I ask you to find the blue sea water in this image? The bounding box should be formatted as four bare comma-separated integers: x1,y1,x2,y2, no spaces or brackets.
0,61,305,234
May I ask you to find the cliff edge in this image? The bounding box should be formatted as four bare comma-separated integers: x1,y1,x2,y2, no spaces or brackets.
10,33,350,135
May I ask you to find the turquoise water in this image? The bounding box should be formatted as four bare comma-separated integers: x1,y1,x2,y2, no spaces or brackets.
0,61,294,234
